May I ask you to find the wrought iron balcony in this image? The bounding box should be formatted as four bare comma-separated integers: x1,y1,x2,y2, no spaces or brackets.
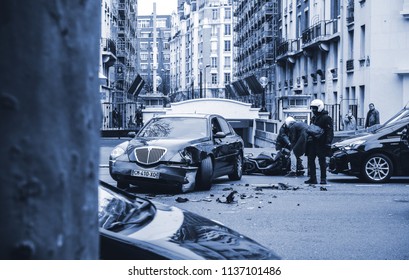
276,39,301,59
301,19,339,47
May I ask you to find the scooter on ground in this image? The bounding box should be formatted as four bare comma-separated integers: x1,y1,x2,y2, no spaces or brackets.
243,148,291,176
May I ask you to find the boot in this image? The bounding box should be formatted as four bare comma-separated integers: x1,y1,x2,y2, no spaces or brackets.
304,177,317,184
320,178,327,185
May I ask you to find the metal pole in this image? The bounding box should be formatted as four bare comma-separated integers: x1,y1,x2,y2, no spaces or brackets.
199,70,203,98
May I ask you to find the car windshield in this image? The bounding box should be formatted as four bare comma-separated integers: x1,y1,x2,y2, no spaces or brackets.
138,117,208,139
98,187,154,232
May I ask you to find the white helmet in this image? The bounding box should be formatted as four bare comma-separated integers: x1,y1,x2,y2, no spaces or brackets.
310,99,324,112
284,116,296,126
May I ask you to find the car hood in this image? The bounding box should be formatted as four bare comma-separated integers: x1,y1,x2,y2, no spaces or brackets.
105,200,279,260
333,133,373,147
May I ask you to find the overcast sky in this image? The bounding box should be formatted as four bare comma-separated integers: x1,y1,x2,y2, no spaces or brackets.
138,0,178,15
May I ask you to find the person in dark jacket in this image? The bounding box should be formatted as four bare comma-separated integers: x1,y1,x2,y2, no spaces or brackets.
365,103,380,129
305,99,334,185
285,117,308,176
275,119,291,151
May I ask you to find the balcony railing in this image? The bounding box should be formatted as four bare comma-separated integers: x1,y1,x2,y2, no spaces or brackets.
276,39,300,57
301,19,339,45
101,38,117,56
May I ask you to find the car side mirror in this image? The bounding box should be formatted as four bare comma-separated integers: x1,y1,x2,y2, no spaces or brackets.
214,131,226,139
127,131,136,138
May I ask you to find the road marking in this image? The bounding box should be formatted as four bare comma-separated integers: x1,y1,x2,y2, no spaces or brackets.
355,184,382,187
99,164,109,168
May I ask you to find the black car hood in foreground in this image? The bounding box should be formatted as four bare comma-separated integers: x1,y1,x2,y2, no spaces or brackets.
99,181,280,260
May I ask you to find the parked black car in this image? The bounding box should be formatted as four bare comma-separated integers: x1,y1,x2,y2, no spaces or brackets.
99,181,280,260
329,119,409,183
109,114,244,192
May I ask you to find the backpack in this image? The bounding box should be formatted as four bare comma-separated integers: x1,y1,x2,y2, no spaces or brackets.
307,124,324,139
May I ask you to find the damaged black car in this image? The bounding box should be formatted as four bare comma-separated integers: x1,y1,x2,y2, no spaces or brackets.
109,114,244,192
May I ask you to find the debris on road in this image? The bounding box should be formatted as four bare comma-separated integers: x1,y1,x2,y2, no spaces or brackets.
175,197,189,203
216,190,238,204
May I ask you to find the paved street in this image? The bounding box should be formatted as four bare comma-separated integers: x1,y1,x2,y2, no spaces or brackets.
100,138,409,260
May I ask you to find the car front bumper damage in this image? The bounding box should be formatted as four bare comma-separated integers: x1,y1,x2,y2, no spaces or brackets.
110,160,198,192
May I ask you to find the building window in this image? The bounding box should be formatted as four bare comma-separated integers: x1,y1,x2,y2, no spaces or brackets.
224,40,231,51
225,8,231,19
211,57,218,68
348,29,354,59
224,56,231,68
212,9,219,20
211,73,218,84
224,24,231,35
140,42,149,50
140,53,148,61
212,25,218,36
140,64,148,70
224,73,231,84
360,25,365,58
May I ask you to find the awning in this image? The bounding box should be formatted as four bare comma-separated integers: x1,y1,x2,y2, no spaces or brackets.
244,75,263,94
232,80,250,96
127,74,145,96
225,84,236,98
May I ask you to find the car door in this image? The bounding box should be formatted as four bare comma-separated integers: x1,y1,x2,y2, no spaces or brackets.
212,117,241,177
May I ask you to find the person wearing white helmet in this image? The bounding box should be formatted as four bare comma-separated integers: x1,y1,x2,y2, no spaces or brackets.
305,99,334,185
275,117,294,151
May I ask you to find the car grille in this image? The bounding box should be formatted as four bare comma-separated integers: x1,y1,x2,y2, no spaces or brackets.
134,147,167,164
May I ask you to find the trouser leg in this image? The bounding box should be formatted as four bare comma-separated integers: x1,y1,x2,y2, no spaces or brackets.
307,155,317,179
296,157,304,171
318,156,327,180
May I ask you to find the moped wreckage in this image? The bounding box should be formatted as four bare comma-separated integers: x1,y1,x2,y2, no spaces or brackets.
243,148,291,176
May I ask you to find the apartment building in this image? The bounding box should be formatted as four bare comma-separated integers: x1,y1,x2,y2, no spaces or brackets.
275,0,409,129
136,14,172,107
170,0,235,101
232,0,280,114
99,0,139,129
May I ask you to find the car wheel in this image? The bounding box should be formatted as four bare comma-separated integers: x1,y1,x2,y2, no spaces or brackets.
117,181,129,190
196,156,213,190
228,153,243,180
361,153,393,183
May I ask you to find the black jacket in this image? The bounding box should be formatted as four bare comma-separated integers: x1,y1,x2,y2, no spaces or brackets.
307,110,334,157
275,124,290,150
288,122,308,157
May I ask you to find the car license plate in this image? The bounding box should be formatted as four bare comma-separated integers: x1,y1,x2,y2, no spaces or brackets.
131,169,159,179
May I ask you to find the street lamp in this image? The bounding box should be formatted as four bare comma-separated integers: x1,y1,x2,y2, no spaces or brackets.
198,63,210,98
259,76,268,112
198,62,204,98
191,74,195,99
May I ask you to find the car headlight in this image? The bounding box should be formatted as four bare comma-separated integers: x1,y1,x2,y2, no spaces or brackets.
180,149,193,163
344,140,366,150
110,142,129,160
